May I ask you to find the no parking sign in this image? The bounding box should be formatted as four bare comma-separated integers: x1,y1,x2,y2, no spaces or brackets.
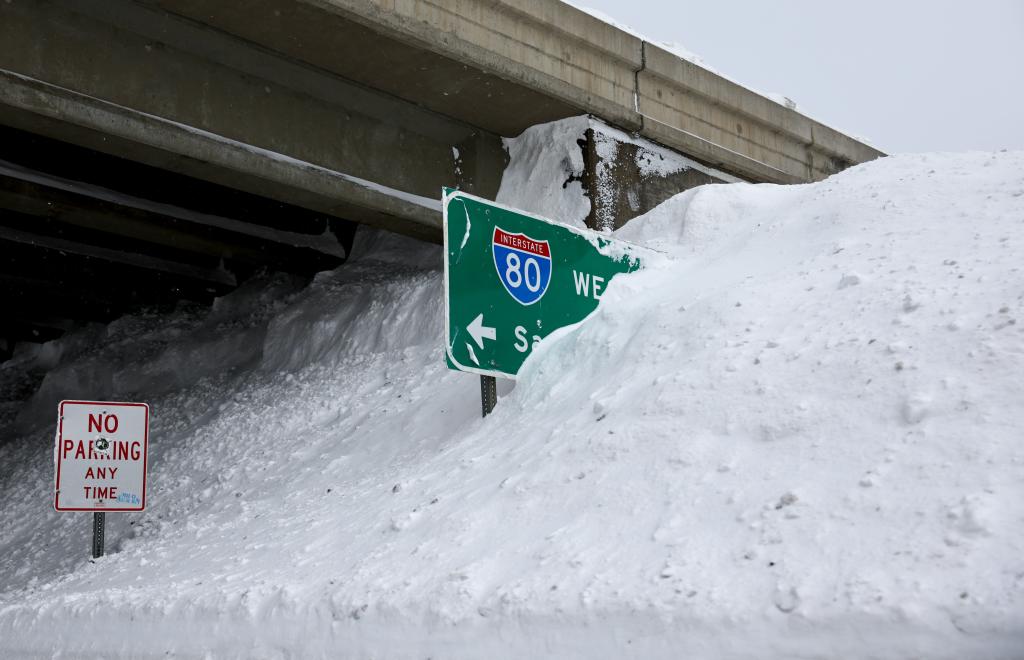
54,400,149,512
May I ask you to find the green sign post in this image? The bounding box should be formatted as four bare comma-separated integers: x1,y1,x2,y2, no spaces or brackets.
443,189,645,381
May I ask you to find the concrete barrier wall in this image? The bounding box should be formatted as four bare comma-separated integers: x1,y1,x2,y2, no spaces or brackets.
638,43,880,182
317,0,645,131
307,0,883,183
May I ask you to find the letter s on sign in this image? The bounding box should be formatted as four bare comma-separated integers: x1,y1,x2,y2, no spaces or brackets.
514,326,529,353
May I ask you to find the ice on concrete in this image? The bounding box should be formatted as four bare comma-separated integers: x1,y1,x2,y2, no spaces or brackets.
497,116,739,231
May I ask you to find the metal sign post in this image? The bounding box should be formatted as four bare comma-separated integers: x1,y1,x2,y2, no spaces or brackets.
480,375,497,417
92,512,105,558
443,189,646,381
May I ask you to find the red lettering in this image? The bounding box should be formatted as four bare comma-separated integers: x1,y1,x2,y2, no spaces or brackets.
62,439,73,459
82,466,119,479
74,442,86,460
82,485,113,499
131,441,141,461
88,413,119,434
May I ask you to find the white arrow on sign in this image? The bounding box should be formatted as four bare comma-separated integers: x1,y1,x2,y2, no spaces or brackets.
467,313,496,349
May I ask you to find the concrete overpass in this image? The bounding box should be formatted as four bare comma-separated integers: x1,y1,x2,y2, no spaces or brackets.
0,0,883,356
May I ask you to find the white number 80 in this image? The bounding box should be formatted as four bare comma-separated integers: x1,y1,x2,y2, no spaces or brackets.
505,253,542,292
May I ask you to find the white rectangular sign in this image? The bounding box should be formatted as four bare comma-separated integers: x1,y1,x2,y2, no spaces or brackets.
54,400,149,512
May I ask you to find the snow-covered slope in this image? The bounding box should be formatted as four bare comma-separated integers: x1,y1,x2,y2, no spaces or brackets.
1,151,1023,658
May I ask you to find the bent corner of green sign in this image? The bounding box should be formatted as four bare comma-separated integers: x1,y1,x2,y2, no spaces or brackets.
442,188,650,380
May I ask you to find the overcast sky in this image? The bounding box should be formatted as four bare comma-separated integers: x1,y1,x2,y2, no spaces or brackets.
570,0,1024,154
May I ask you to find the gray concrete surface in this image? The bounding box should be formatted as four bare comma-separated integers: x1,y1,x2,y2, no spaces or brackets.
0,0,883,242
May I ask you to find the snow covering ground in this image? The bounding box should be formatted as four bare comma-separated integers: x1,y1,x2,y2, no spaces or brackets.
1,148,1024,658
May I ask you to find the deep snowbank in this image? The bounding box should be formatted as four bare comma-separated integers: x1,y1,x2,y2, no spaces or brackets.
1,151,1023,658
495,115,738,231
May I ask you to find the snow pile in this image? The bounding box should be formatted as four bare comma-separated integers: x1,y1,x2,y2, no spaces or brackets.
497,116,738,230
765,92,799,111
496,115,591,229
1,151,1024,658
2,273,309,432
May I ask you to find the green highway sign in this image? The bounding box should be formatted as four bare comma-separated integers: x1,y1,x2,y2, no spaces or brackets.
443,189,645,379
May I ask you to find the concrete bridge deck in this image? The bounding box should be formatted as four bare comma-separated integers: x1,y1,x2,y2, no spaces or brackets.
0,0,883,354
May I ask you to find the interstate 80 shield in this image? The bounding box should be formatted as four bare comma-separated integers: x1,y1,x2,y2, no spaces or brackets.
492,227,552,306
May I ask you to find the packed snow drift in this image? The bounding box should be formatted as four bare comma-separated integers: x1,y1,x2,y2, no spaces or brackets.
1,147,1023,658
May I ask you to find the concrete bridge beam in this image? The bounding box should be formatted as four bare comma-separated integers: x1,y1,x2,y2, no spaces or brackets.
0,0,508,241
